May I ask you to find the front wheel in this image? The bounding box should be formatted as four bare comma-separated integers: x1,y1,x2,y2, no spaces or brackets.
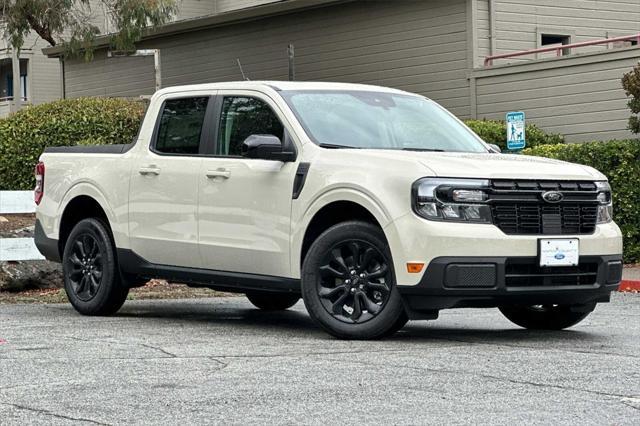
302,221,407,340
62,218,128,316
499,304,593,330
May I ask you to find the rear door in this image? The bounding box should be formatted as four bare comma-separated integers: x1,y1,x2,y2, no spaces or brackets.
197,91,298,277
128,94,214,267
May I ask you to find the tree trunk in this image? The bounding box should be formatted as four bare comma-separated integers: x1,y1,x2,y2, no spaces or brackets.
24,15,56,47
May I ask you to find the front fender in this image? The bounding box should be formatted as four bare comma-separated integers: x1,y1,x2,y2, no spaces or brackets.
290,185,394,279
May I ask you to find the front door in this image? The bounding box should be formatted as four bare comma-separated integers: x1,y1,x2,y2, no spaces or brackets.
198,92,297,277
129,95,211,268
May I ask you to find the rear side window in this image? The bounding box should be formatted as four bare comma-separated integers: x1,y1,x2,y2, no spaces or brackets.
155,97,209,154
216,96,284,156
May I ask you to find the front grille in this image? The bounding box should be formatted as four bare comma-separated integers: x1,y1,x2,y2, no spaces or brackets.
505,259,598,287
489,180,599,235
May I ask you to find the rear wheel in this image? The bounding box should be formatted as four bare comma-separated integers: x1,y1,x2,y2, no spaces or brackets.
302,221,407,340
62,218,128,315
499,304,593,330
246,292,300,311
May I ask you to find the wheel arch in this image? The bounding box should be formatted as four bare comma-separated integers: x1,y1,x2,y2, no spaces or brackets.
58,195,112,259
295,189,392,274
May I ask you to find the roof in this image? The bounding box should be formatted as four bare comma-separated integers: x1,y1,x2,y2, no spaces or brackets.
44,0,350,57
153,81,415,96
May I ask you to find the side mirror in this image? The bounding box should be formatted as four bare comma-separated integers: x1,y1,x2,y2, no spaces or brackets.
241,134,295,162
488,143,502,153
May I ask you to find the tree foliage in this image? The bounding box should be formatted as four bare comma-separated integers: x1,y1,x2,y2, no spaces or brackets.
0,0,177,59
621,63,640,134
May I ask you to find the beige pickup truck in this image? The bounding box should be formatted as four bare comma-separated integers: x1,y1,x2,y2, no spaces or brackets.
35,81,623,339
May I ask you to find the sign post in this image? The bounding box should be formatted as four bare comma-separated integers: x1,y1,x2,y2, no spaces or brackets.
506,111,526,151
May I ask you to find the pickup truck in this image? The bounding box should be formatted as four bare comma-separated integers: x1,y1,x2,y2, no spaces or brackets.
35,81,623,339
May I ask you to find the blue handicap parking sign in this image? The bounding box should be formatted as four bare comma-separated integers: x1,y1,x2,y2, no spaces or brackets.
506,111,526,150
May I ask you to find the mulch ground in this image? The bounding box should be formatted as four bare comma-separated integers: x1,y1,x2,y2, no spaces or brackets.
0,213,35,234
0,279,235,304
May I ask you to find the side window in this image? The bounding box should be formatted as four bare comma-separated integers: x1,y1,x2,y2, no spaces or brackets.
155,97,209,154
216,96,284,156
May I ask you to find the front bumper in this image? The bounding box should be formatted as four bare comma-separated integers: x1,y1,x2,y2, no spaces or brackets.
384,212,623,286
398,254,622,316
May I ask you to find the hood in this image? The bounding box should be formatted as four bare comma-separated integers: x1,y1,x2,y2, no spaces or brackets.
359,151,604,181
313,149,606,182
415,152,605,180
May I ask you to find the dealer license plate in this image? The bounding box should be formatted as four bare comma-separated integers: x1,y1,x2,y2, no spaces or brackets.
539,239,579,267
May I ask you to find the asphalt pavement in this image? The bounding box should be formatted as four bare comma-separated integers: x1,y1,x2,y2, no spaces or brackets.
1,293,639,425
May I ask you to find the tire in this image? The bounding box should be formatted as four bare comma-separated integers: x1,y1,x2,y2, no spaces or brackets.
62,218,129,316
499,304,593,330
246,292,300,310
301,221,407,340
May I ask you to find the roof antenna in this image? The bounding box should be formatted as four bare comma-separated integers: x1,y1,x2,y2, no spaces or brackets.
236,58,250,81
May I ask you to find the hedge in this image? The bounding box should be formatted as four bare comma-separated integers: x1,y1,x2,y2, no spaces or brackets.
0,98,145,191
525,141,640,263
465,119,564,150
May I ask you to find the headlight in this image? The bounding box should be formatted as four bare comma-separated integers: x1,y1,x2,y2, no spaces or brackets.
595,181,613,224
412,178,492,223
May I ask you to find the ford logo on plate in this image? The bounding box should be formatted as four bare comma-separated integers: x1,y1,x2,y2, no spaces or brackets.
542,191,564,203
555,253,565,260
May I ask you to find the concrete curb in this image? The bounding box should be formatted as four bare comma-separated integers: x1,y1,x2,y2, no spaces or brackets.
619,280,640,292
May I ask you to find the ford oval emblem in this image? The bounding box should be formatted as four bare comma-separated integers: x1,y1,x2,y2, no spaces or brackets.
554,253,565,260
542,191,564,203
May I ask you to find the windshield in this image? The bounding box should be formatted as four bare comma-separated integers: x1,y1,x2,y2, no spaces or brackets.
280,90,488,152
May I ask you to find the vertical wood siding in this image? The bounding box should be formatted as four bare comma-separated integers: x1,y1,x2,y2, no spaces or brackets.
177,0,216,20
29,37,63,105
216,0,282,13
64,0,470,117
65,51,155,98
473,49,640,141
491,0,640,65
477,0,491,66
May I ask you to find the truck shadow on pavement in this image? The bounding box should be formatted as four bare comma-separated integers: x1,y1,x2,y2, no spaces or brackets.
106,299,597,344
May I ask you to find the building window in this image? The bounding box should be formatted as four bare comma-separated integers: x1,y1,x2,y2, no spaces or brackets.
541,34,571,56
1,58,29,102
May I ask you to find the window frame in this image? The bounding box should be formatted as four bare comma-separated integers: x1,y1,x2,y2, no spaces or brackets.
206,93,296,160
536,27,575,58
150,95,215,157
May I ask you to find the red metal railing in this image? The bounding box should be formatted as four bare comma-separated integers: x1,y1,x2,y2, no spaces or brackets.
484,33,640,66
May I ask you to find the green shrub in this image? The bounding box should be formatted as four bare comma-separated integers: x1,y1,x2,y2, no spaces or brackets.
0,98,145,190
465,119,565,150
525,140,640,263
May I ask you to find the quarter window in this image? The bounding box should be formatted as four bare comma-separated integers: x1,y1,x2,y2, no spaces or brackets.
216,96,284,156
155,97,209,154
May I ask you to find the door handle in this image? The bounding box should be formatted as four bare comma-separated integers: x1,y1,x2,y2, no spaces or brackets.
206,169,231,179
139,166,161,176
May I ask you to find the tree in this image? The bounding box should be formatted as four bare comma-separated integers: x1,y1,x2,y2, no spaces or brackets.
0,0,177,59
621,63,640,134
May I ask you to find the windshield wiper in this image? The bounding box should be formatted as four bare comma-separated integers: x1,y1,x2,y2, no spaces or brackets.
318,143,360,149
401,147,446,152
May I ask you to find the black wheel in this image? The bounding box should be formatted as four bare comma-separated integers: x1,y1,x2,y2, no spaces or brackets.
302,221,407,340
62,218,128,316
499,304,593,330
246,292,300,310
